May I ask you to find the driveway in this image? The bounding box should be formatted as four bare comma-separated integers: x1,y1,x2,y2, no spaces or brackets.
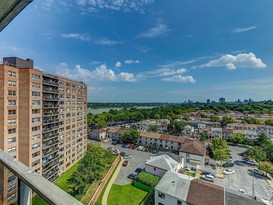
100,142,155,185
214,146,273,201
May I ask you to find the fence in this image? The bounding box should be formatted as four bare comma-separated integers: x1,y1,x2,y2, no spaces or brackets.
88,155,121,205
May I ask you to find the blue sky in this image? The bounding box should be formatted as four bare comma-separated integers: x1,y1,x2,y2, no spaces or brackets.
1,0,273,102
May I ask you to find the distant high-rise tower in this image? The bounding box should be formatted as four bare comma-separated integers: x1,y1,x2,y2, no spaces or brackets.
207,99,210,104
219,97,225,103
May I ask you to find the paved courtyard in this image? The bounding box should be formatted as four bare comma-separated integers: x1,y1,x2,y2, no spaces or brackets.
214,146,273,201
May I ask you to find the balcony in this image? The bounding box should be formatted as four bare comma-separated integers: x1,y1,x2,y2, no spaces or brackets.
43,147,58,158
43,97,59,101
43,126,59,133
43,80,58,87
43,104,58,109
43,134,59,141
43,140,59,150
43,111,59,117
43,88,59,94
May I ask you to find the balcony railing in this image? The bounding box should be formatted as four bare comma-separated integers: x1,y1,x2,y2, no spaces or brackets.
43,80,59,87
0,149,83,205
43,97,59,101
43,89,59,94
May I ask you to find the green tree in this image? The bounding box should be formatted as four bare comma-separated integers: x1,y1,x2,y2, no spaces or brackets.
230,134,245,144
149,124,159,132
121,129,140,144
243,117,261,125
259,161,273,176
221,116,235,127
183,114,190,121
209,138,230,163
199,132,209,141
244,146,266,162
167,121,185,136
265,119,273,126
210,116,220,122
255,133,270,147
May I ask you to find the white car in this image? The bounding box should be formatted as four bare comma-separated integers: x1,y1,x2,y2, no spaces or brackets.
238,189,246,194
136,146,144,151
223,169,235,175
123,154,132,159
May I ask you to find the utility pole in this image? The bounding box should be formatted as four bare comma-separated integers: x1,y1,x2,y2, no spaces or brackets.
252,175,255,199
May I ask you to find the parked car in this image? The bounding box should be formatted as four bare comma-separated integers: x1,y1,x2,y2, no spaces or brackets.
123,154,132,159
201,175,214,182
107,147,113,150
223,169,235,175
201,171,215,177
238,189,246,194
103,139,110,143
251,169,264,176
120,152,126,157
128,144,136,149
136,146,144,151
135,167,145,173
122,160,129,166
122,144,129,148
112,141,118,145
244,159,257,166
222,162,234,167
128,173,138,180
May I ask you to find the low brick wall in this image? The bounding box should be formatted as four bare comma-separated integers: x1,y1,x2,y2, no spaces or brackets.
89,155,121,205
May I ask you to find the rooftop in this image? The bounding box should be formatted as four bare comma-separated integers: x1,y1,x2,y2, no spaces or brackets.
179,140,206,156
145,154,180,171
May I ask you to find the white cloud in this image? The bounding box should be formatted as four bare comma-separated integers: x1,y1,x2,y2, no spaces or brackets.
199,53,266,70
124,59,140,64
76,0,154,13
41,0,53,10
139,68,187,78
161,75,196,84
115,61,122,68
137,22,170,38
90,61,101,65
61,33,90,41
233,26,257,33
55,63,137,82
95,38,120,46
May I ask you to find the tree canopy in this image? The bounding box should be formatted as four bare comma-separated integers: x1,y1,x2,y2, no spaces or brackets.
121,129,140,144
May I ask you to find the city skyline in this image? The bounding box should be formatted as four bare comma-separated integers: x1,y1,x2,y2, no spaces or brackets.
0,1,273,102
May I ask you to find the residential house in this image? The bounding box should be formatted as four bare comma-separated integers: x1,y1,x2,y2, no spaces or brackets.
179,140,206,168
107,128,125,141
90,128,107,141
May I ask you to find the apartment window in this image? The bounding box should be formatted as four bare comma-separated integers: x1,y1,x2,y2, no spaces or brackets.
32,117,40,123
32,109,40,114
8,71,16,77
177,200,182,205
32,126,40,132
158,192,165,199
8,100,16,106
8,184,16,193
8,146,16,154
8,128,16,134
32,100,40,106
8,81,16,87
32,151,41,158
8,119,16,125
32,73,40,80
8,175,16,183
32,159,40,167
32,91,40,97
59,81,64,85
32,134,40,141
7,194,16,203
32,82,41,89
32,142,40,150
8,90,16,96
8,137,16,144
8,110,16,115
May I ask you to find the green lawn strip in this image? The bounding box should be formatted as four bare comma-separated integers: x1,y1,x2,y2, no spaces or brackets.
81,180,101,205
95,157,121,205
108,184,148,205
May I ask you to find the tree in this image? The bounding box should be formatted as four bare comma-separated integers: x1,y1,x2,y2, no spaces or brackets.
199,132,209,141
210,116,220,122
121,129,140,144
167,121,185,136
183,114,190,121
221,116,235,127
244,146,266,162
259,161,273,176
255,133,270,147
265,119,273,126
243,117,261,125
209,138,230,163
149,124,159,132
230,134,245,144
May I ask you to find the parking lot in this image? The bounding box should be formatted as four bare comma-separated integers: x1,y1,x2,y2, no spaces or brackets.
214,146,273,201
100,141,155,185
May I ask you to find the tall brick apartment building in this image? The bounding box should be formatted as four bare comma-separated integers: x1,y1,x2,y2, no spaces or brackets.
0,57,87,204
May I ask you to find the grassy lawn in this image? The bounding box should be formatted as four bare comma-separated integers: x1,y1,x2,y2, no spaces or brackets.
108,184,147,205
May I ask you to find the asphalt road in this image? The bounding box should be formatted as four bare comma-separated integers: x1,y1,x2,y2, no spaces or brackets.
214,146,273,201
100,141,155,185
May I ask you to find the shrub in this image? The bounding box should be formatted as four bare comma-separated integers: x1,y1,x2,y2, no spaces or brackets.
136,172,159,187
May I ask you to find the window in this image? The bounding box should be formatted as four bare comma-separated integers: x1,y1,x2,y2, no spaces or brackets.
8,128,16,134
32,82,40,89
32,142,40,150
177,201,182,205
8,90,16,96
8,175,16,183
8,81,16,87
8,110,16,115
8,119,16,125
32,126,40,132
32,151,41,158
32,109,40,114
32,159,40,167
32,91,40,97
8,137,16,144
8,146,16,154
32,134,40,141
158,192,165,199
32,117,40,123
32,73,40,80
8,184,16,193
8,71,16,77
7,194,16,203
32,100,40,106
8,100,16,106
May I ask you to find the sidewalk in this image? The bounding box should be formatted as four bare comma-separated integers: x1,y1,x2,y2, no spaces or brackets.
102,158,124,205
